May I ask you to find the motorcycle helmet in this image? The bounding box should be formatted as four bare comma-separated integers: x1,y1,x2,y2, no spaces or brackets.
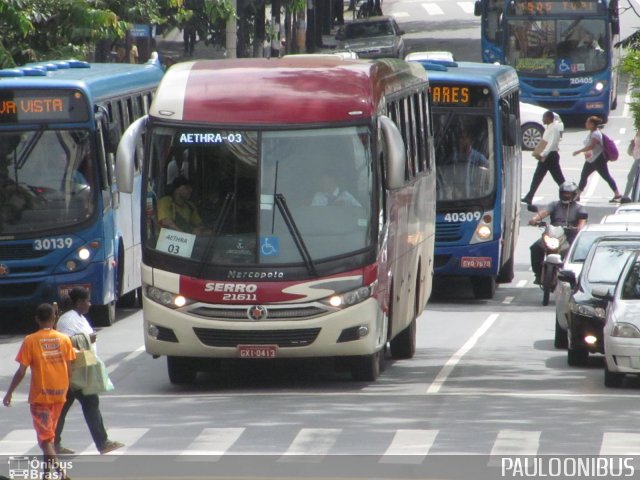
559,181,578,204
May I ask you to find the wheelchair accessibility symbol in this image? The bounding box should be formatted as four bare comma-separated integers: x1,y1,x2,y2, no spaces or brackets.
260,236,280,257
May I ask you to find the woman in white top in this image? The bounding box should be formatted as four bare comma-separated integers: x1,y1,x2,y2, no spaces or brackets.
623,128,640,198
573,116,621,203
54,287,123,455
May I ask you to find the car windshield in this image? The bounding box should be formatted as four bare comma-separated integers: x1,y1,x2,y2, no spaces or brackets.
0,130,96,235
569,231,605,263
586,245,640,284
344,21,394,39
621,261,640,300
432,112,495,201
505,19,607,75
145,126,374,267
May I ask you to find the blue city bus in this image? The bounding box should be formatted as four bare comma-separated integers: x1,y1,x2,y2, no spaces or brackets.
408,60,521,298
0,57,164,327
474,0,620,119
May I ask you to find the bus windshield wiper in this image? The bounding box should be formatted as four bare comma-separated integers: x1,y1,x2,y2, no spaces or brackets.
274,193,318,277
198,191,235,277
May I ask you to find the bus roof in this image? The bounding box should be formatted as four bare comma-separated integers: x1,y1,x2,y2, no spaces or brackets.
150,57,428,125
0,59,164,101
414,60,519,94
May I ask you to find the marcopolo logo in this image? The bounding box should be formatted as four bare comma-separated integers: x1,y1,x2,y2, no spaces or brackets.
7,456,73,480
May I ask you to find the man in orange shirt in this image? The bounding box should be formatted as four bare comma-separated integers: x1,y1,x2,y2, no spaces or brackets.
3,303,75,479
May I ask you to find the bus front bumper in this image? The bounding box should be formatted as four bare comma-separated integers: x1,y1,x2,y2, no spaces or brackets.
434,241,500,277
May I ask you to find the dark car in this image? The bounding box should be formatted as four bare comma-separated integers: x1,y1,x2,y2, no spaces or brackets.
559,236,640,366
335,16,405,59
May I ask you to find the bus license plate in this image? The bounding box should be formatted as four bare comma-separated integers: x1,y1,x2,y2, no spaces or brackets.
461,257,492,268
237,345,278,358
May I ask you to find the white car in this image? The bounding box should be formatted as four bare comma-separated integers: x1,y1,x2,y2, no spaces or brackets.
601,250,640,387
519,102,564,151
615,202,640,214
600,212,640,224
404,51,455,63
555,223,640,349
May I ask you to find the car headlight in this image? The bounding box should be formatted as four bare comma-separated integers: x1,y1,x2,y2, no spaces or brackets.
145,285,193,309
570,302,606,319
612,323,640,338
320,281,377,309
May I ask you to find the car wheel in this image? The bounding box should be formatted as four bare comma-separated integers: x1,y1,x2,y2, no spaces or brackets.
604,364,624,388
554,315,568,349
521,123,544,151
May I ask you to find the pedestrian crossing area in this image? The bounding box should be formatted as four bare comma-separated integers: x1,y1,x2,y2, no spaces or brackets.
3,427,640,457
391,1,476,18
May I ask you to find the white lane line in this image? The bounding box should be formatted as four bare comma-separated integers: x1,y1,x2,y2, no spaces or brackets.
0,429,36,455
502,296,514,304
279,428,341,461
426,313,499,394
516,280,527,288
107,345,145,374
490,430,541,456
182,427,244,457
457,1,476,14
600,432,640,455
392,12,410,18
380,429,438,463
422,3,445,15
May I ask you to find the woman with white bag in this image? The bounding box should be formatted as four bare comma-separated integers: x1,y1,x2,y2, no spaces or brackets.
53,287,124,455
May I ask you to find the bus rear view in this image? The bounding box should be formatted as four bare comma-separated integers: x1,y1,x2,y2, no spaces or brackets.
117,57,436,384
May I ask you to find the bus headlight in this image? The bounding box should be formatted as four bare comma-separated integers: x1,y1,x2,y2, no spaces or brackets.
145,285,192,309
321,281,376,309
59,240,101,273
594,81,605,92
470,211,493,244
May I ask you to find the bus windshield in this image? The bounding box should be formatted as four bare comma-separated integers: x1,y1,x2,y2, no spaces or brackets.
506,18,607,75
432,112,495,202
0,130,96,235
147,125,374,266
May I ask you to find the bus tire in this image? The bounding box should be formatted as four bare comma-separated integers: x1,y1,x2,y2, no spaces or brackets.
390,318,416,359
90,302,115,327
117,287,141,308
168,356,198,385
350,350,383,381
471,276,496,299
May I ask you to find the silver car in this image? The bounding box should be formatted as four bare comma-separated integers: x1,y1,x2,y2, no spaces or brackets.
601,251,640,387
335,16,405,59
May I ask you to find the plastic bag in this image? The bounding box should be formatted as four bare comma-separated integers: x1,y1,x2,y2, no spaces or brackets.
73,348,97,367
71,356,114,395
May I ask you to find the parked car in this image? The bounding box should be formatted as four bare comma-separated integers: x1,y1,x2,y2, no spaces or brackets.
519,102,564,151
335,16,405,59
555,224,640,349
599,251,640,387
615,202,640,214
600,212,640,224
558,236,640,366
404,51,455,63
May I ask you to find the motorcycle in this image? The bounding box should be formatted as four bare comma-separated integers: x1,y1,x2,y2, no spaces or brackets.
528,205,586,306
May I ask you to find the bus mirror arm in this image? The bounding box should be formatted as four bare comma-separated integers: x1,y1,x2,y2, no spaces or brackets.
379,115,406,190
503,113,518,147
116,115,148,194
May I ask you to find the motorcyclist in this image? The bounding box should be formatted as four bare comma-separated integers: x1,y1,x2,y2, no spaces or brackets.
529,181,588,284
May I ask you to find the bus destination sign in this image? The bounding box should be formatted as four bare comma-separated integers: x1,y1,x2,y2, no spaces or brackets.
510,1,599,16
0,89,89,124
429,84,491,108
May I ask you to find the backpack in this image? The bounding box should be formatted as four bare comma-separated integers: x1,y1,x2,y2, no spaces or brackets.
602,133,619,161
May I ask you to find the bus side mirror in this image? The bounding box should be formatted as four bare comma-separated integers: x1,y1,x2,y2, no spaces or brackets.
116,115,148,194
379,115,406,190
503,113,518,147
474,0,482,16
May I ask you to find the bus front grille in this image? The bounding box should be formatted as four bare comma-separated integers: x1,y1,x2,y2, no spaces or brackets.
193,327,321,348
435,222,463,242
0,245,48,260
189,305,327,321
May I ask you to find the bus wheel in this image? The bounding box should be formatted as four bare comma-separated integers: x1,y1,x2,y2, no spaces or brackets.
471,276,496,299
390,318,416,359
90,302,115,327
167,356,198,385
117,287,142,309
350,350,383,382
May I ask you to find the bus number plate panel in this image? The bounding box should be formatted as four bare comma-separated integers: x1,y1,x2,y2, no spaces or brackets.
237,345,278,358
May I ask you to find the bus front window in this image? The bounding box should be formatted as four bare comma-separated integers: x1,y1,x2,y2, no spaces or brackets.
506,19,607,74
146,126,374,266
433,114,494,202
0,130,96,235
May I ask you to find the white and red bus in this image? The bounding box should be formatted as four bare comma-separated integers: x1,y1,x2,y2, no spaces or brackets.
116,57,436,383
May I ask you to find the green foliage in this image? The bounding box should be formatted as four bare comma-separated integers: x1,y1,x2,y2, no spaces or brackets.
621,49,640,129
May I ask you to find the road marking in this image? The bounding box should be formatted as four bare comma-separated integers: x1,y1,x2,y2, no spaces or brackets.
279,428,341,460
422,3,445,15
426,313,499,394
380,429,438,463
392,12,410,18
600,432,640,455
0,429,36,455
182,427,244,457
458,1,475,14
490,430,540,456
107,345,145,374
79,427,148,455
502,296,514,304
516,280,527,288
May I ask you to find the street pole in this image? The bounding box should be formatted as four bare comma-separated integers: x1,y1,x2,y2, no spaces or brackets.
226,0,237,58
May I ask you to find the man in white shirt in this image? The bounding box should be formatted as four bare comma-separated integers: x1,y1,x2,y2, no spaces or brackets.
522,111,566,205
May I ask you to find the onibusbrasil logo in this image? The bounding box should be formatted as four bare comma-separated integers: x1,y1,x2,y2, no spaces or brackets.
7,456,73,480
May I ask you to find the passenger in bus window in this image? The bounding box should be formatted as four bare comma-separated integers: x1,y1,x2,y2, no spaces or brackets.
453,131,489,169
311,171,362,208
157,176,208,234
